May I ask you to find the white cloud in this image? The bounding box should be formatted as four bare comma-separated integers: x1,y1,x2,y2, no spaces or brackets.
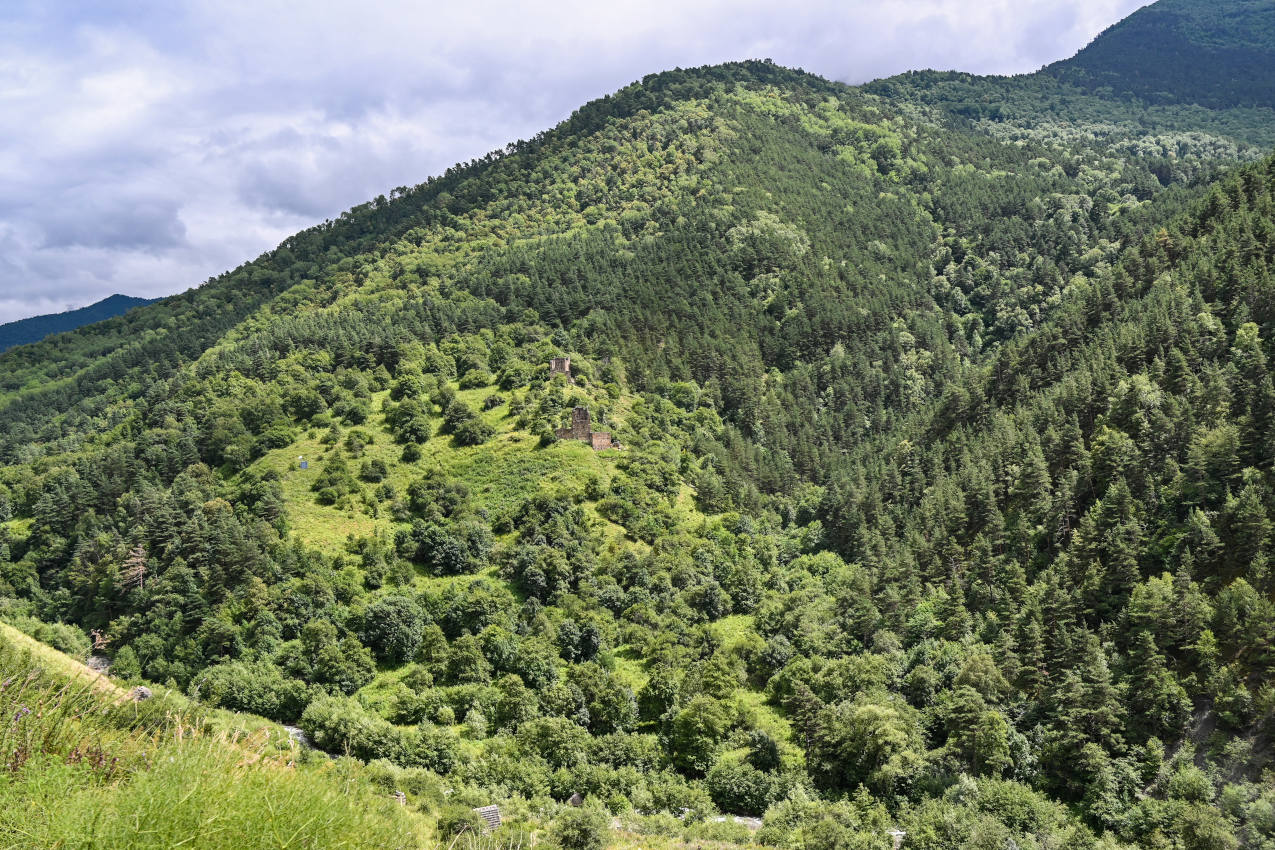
0,0,1148,323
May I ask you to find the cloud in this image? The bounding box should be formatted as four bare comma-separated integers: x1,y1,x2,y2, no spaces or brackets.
0,0,1149,324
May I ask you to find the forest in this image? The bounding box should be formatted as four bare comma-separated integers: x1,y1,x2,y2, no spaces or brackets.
1,2,1274,848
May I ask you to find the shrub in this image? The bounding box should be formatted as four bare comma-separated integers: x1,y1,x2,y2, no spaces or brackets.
4,616,90,658
437,804,486,837
360,459,389,482
550,804,609,850
498,360,533,390
706,759,785,815
110,645,142,680
453,417,496,446
386,400,432,444
458,369,493,390
189,661,311,722
361,596,426,663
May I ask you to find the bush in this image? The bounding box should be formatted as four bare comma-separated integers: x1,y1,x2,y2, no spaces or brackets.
498,360,533,390
550,804,609,850
390,373,426,401
360,459,389,482
110,645,142,680
386,399,432,444
453,417,496,446
190,661,311,722
333,398,369,424
301,695,405,762
441,399,474,433
706,759,786,815
458,369,493,390
437,805,485,837
361,595,426,663
5,616,90,658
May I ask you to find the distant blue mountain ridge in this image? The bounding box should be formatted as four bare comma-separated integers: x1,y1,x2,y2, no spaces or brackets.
0,294,156,353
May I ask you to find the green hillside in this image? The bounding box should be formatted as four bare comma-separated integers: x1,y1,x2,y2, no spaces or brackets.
866,0,1275,181
0,2,1274,848
1045,0,1275,108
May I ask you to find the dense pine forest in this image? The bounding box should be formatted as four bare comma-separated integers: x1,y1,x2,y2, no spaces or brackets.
1,1,1274,848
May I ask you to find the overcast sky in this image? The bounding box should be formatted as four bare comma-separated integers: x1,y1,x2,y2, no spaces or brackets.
0,0,1149,324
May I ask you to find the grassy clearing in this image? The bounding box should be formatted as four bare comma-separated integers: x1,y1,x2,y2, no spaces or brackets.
609,647,651,692
252,383,620,556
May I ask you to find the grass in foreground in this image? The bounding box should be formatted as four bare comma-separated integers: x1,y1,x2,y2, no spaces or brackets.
0,632,424,850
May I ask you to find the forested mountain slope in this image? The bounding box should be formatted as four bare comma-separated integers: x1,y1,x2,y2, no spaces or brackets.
0,3,1273,847
0,294,155,353
1044,0,1275,109
867,0,1275,182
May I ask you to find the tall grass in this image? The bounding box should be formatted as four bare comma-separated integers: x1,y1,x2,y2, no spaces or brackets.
0,641,423,849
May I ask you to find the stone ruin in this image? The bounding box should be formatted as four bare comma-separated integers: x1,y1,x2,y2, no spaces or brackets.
556,406,618,450
549,356,572,381
557,406,591,440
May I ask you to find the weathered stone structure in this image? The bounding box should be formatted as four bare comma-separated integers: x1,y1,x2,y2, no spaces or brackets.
549,356,572,379
556,406,618,450
557,406,592,440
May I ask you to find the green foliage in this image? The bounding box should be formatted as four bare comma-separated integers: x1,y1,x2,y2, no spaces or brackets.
807,694,925,799
0,633,420,849
385,399,433,444
1,615,89,658
436,804,486,837
361,595,426,663
549,804,610,850
2,33,1275,850
190,661,312,722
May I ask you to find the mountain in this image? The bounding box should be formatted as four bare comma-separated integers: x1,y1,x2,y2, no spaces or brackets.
0,293,155,353
866,0,1275,174
1044,0,1275,108
1,2,1274,848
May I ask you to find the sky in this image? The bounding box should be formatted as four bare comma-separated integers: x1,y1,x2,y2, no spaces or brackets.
0,0,1149,324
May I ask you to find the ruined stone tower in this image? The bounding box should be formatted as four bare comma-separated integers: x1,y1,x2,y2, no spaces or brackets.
554,406,617,449
556,406,592,440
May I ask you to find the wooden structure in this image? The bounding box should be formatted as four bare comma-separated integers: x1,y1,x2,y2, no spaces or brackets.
473,805,502,833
